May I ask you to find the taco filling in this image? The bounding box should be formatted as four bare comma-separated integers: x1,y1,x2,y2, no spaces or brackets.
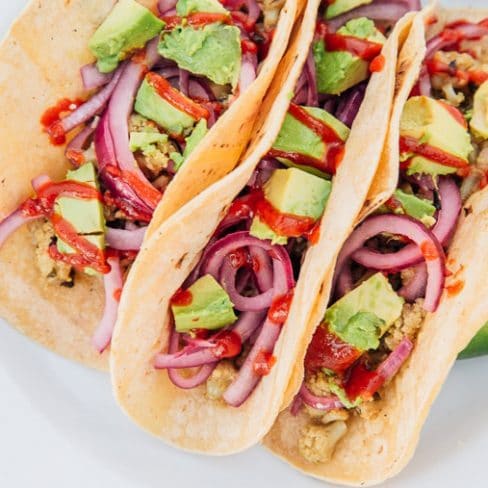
0,0,284,352
152,0,422,408
292,15,488,465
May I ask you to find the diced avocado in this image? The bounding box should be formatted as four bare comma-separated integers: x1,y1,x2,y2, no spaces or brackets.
250,167,332,244
459,321,488,359
272,106,350,177
176,0,228,16
400,96,473,177
314,18,385,95
134,77,197,135
326,0,373,19
325,273,404,351
55,163,106,275
170,119,208,170
172,274,237,332
89,0,164,73
470,80,488,139
129,132,168,153
158,23,241,88
393,189,436,227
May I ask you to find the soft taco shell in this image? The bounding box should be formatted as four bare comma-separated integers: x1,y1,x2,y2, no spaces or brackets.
0,0,298,369
264,7,488,486
110,0,414,454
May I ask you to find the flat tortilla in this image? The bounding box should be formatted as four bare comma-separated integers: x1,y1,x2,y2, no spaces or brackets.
264,7,488,485
110,0,414,454
0,0,298,369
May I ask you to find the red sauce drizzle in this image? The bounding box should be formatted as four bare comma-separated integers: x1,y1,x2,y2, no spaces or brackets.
420,241,439,261
426,57,488,87
48,213,109,273
324,33,383,62
438,100,467,128
113,288,123,302
212,330,242,359
40,98,84,146
399,136,469,170
304,324,361,374
268,103,345,175
146,72,210,121
446,279,464,297
253,350,277,376
267,289,294,326
369,54,385,73
254,190,317,239
241,39,258,54
170,288,193,307
344,361,384,401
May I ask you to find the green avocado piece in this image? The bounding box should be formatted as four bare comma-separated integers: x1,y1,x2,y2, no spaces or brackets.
326,0,373,19
89,0,164,73
134,77,197,135
325,273,404,352
170,119,208,170
250,167,332,244
172,274,237,332
400,96,473,177
393,189,436,226
314,18,385,95
158,23,241,88
470,80,488,139
129,131,168,153
176,0,228,15
272,106,350,177
459,321,488,359
55,163,106,275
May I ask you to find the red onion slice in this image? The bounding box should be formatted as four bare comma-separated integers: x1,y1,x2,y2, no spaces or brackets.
336,214,446,312
335,83,367,127
376,336,413,382
106,226,147,251
0,210,40,247
91,256,123,353
80,63,114,91
299,383,344,411
60,65,124,134
304,48,318,107
398,262,427,302
166,330,217,389
158,0,178,15
352,178,461,273
238,52,257,94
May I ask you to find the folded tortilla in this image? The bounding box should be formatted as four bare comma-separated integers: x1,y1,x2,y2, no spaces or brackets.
264,6,488,485
0,0,299,369
110,0,415,454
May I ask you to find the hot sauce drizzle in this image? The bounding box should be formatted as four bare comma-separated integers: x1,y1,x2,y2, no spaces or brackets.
162,12,231,29
268,289,294,325
253,350,277,376
324,33,383,62
170,288,193,306
40,98,84,146
146,72,210,121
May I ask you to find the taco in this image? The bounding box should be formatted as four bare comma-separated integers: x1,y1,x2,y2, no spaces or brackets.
110,0,418,454
264,5,488,485
0,0,299,369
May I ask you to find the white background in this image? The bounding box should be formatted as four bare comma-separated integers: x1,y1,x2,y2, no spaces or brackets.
0,1,487,487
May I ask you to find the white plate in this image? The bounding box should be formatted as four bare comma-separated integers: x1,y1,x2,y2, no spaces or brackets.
0,1,487,487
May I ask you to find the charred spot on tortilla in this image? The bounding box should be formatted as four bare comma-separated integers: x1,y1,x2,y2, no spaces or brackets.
175,253,188,269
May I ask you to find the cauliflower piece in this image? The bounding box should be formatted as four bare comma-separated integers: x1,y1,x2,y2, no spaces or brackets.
298,421,347,464
306,371,333,397
205,361,237,401
30,220,73,285
384,299,425,351
258,0,285,30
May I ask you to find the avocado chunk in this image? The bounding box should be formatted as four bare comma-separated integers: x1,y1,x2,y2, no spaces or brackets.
129,131,169,153
55,163,106,275
392,189,436,226
134,77,197,135
89,0,164,73
176,0,228,15
325,273,404,351
272,106,350,177
250,167,332,245
172,274,237,332
158,23,241,88
459,321,488,359
400,96,473,176
170,119,208,170
326,0,373,19
470,80,488,139
314,18,385,95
